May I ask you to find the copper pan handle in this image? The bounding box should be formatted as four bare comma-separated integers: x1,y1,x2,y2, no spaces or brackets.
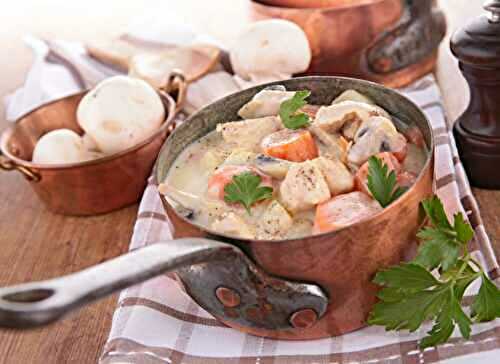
160,69,187,114
0,238,328,331
0,148,40,182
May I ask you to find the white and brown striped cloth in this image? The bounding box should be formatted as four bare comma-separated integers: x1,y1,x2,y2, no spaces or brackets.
5,36,499,364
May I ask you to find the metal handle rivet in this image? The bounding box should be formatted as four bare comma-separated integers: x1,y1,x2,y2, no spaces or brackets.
215,286,241,308
289,308,318,329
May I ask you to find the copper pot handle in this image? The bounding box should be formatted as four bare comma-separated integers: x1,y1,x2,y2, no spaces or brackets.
0,238,328,330
0,149,40,182
160,69,187,114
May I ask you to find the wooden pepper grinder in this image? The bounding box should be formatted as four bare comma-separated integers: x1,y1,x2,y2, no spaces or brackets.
452,0,500,189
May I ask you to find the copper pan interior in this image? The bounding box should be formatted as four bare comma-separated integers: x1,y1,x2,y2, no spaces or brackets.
1,91,175,170
155,76,434,243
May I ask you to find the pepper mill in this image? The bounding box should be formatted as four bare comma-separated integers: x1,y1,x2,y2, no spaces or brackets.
452,0,500,189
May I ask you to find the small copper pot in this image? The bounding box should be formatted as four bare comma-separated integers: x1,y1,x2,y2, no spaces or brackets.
250,0,446,87
0,77,434,340
0,74,185,216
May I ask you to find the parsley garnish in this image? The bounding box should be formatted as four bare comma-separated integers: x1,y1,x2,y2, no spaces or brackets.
224,172,273,214
279,90,311,129
368,196,500,348
367,156,408,208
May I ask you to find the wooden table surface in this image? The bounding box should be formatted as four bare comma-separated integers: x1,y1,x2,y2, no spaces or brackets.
0,1,498,363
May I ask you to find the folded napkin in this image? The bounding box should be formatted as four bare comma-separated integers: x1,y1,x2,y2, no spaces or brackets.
6,25,499,364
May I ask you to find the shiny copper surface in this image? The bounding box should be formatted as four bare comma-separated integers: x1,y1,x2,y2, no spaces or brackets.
250,0,446,87
215,286,241,308
289,308,319,329
0,90,177,216
259,0,381,8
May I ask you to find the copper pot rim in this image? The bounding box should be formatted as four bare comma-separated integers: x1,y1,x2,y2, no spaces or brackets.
251,0,385,11
0,90,177,171
155,75,435,245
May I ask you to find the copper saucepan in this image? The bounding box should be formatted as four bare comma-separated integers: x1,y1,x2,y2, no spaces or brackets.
0,73,186,216
0,77,434,339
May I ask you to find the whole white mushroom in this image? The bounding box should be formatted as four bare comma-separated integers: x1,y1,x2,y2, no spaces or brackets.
230,19,311,87
32,129,86,164
77,75,165,155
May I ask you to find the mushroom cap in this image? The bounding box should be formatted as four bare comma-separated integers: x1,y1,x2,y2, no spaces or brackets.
77,75,165,155
32,129,85,164
230,19,311,81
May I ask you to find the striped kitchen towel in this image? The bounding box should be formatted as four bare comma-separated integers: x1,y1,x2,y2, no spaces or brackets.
99,74,500,364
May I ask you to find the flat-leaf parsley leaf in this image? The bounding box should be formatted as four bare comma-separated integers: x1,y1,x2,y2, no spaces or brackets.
279,90,311,130
224,172,273,214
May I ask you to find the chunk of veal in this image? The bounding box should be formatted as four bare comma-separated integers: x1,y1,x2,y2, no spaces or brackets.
200,149,231,171
309,124,349,161
314,101,383,134
348,116,407,165
261,129,318,162
211,212,254,239
280,160,331,212
257,200,293,239
313,192,382,234
313,157,354,196
254,154,293,179
217,116,282,151
222,150,257,165
238,87,295,119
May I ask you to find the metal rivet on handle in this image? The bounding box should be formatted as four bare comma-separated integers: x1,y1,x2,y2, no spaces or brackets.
289,308,318,329
215,286,241,308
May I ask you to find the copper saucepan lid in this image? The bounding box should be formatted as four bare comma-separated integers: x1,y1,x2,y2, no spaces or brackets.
0,77,434,339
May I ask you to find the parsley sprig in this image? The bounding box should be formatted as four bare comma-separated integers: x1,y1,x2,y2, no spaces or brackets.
367,156,408,208
368,196,500,348
224,172,273,214
279,90,311,129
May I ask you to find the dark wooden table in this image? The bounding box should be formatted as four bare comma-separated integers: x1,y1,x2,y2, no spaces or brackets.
0,1,498,363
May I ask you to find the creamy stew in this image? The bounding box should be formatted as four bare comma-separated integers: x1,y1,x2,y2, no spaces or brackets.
160,87,427,240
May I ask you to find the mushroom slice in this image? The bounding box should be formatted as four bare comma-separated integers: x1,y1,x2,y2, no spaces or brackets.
313,157,354,196
238,86,295,119
257,200,293,240
280,160,331,212
348,116,407,165
185,71,241,115
128,45,220,89
229,20,311,87
314,101,383,134
309,124,350,162
216,116,281,151
254,154,294,179
332,89,376,105
211,212,255,239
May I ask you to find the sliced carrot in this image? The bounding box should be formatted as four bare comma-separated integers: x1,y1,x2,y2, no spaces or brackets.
313,192,382,234
403,126,425,148
355,152,401,196
207,165,272,200
261,129,319,162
